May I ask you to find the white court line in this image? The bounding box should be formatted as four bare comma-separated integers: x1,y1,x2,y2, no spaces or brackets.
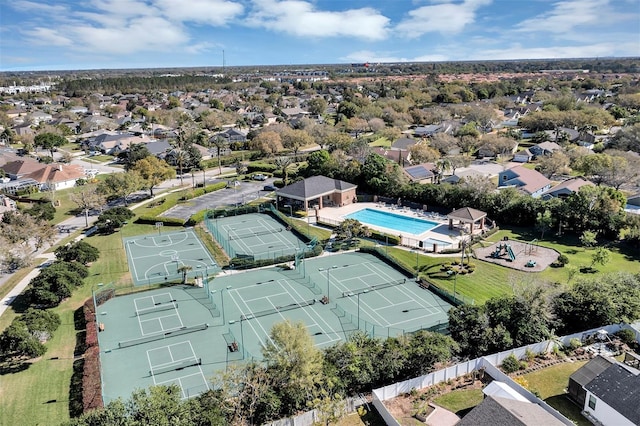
278,279,341,345
157,372,209,399
147,342,194,368
227,289,272,348
366,261,442,315
243,290,289,303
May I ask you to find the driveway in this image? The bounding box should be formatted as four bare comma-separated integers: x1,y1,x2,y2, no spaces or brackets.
160,177,278,221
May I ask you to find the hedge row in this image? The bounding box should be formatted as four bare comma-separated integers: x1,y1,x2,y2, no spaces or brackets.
136,215,186,226
369,229,401,245
180,182,227,201
81,299,102,413
358,246,415,277
247,162,278,173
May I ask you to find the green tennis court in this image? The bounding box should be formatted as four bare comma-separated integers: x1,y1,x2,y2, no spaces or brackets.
124,229,218,286
205,213,306,260
96,252,452,402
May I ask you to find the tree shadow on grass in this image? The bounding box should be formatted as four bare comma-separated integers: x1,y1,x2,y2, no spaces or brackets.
0,358,31,374
544,395,591,426
6,292,31,315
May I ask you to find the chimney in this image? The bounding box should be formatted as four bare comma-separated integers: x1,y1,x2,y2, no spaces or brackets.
58,164,63,171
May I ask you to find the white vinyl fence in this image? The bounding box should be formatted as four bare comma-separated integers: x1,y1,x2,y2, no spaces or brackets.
372,323,629,426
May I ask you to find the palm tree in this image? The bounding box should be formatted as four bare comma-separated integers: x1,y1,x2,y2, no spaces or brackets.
177,265,193,284
274,156,294,186
210,136,227,174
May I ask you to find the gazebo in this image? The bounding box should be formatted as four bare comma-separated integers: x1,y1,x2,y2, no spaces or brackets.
447,207,487,233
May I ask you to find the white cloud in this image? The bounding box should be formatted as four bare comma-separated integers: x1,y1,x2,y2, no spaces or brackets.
396,0,491,38
515,0,610,33
246,0,390,40
23,28,73,47
156,0,244,25
471,42,637,61
10,1,67,13
343,50,448,63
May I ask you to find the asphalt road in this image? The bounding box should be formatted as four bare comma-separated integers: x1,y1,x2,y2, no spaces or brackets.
160,177,278,220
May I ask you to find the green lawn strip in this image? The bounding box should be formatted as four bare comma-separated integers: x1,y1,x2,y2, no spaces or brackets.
432,388,484,416
521,361,591,426
0,227,138,425
369,137,392,148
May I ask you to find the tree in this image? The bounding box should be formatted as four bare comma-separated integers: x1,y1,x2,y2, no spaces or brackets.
335,219,371,241
132,156,176,197
274,156,294,186
591,247,611,269
281,128,313,159
69,184,105,226
429,133,458,155
0,320,47,359
579,230,598,249
55,241,100,265
535,209,553,239
307,97,328,116
25,202,56,221
120,143,151,170
262,320,325,414
177,265,192,284
536,151,570,178
98,171,144,206
409,143,440,164
447,154,472,175
209,136,227,174
96,207,134,234
34,132,66,158
249,131,283,156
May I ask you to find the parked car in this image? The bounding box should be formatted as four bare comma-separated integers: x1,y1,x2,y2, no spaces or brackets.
253,174,267,181
263,185,277,191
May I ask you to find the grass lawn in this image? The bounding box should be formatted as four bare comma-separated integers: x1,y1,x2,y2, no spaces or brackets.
432,388,484,417
0,223,141,425
521,361,591,426
369,137,392,148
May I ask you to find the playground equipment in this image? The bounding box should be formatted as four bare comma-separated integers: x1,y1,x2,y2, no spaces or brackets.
490,243,516,262
525,239,538,255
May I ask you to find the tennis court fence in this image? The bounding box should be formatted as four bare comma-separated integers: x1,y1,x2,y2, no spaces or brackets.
118,323,209,348
341,278,407,298
228,227,283,240
150,358,202,375
240,299,317,320
136,301,177,316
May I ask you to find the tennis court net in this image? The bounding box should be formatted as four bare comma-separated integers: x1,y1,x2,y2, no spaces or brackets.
240,299,316,320
136,301,178,316
118,323,209,348
228,227,283,240
150,358,202,375
341,278,407,298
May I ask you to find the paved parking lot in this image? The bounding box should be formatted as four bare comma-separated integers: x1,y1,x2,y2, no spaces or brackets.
160,178,278,220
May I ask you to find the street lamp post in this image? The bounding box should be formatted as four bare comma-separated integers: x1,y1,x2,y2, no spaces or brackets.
453,271,458,304
320,265,338,301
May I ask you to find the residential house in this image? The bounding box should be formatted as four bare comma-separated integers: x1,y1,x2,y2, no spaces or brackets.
544,127,580,143
391,137,418,151
457,395,566,426
143,140,172,158
403,163,436,184
214,128,247,144
625,193,640,215
28,110,52,126
371,147,410,166
529,141,562,157
542,178,594,200
1,158,85,190
414,123,452,137
582,362,640,426
276,175,357,211
513,148,533,163
567,355,615,408
498,165,552,198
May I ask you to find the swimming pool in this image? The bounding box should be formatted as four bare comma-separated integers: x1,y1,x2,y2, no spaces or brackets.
345,208,438,235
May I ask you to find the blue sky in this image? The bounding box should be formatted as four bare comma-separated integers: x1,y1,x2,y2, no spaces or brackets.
1,0,639,71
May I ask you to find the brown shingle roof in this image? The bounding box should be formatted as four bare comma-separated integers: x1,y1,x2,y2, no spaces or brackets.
448,207,487,221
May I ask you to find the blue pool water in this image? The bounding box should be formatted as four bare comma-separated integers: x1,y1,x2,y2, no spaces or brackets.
345,208,438,235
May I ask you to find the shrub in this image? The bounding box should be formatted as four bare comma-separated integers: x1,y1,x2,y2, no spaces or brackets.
557,254,569,265
615,329,637,347
524,348,536,361
501,354,522,373
82,346,103,412
569,338,582,350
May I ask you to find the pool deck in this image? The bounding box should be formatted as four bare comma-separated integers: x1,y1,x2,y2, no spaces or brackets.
316,202,463,250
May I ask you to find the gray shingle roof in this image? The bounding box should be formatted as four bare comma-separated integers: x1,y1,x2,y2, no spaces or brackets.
276,176,356,199
569,355,615,387
448,207,486,221
458,396,565,426
585,363,640,424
